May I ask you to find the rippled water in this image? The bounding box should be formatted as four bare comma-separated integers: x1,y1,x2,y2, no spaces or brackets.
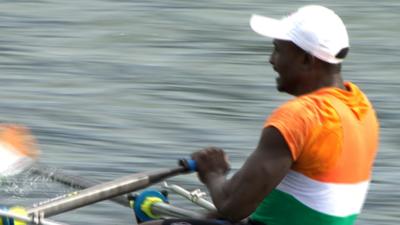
0,0,399,224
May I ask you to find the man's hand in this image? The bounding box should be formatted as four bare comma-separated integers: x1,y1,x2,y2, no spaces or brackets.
189,127,292,222
191,147,230,184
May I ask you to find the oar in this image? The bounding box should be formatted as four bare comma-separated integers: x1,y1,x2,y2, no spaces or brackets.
30,165,131,207
0,125,39,176
0,124,131,207
27,159,196,218
0,124,198,219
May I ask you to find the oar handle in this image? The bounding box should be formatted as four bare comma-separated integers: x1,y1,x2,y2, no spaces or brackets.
179,159,197,172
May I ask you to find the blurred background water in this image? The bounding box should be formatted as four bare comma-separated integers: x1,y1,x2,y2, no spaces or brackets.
0,0,399,224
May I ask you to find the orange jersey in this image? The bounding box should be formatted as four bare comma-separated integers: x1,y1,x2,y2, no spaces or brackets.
266,82,378,183
251,82,379,225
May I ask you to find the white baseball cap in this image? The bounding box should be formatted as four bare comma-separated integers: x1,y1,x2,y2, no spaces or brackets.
250,5,349,64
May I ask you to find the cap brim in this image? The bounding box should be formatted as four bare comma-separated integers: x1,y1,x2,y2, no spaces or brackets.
250,14,291,41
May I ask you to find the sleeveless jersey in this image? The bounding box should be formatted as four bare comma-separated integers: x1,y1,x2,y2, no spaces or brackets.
250,82,379,225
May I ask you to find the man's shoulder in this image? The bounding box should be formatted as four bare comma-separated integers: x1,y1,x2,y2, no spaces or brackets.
271,93,340,128
278,93,332,113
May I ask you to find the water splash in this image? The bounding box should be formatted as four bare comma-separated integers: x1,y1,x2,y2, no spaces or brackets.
0,166,75,203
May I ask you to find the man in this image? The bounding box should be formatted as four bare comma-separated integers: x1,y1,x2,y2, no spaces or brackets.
147,5,379,225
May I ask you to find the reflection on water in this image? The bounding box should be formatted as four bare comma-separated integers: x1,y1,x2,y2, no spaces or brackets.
0,1,399,224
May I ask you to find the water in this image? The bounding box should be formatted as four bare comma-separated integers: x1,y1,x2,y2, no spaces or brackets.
0,0,399,224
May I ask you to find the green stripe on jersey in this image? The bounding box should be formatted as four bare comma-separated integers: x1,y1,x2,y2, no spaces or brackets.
250,189,358,225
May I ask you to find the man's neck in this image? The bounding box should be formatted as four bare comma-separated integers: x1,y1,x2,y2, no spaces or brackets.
292,72,345,96
320,72,345,90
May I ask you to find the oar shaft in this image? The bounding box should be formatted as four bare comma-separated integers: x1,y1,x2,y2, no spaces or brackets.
30,165,130,207
28,167,186,217
30,165,97,189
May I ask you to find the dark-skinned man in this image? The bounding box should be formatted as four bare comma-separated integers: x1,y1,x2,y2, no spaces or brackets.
144,5,379,225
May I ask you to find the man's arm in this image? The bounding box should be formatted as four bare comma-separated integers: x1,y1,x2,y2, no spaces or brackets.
192,126,293,222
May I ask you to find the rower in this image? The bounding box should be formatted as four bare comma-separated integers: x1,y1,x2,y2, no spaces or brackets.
143,4,379,225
